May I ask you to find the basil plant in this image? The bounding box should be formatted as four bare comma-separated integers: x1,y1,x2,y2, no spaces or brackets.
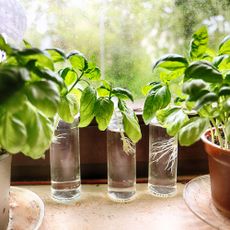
143,26,230,149
79,80,142,145
0,35,99,159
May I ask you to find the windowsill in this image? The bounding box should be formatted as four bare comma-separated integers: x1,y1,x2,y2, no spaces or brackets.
18,183,211,229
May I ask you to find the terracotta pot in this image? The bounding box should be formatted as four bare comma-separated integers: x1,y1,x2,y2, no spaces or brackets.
201,129,230,218
0,153,12,230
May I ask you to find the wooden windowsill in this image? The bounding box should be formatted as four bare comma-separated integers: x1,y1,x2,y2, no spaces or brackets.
17,183,212,230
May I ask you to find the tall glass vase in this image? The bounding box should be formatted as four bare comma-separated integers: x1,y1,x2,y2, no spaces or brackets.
50,116,81,202
107,111,136,202
148,119,178,197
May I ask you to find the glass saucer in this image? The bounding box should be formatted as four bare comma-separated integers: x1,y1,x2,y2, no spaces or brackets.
7,187,45,230
183,175,230,229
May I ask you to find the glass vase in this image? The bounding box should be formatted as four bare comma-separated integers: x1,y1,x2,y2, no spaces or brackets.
50,116,81,202
148,119,178,197
107,111,136,202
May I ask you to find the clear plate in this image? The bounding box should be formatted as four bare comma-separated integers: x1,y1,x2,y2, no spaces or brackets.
183,175,230,229
7,186,45,230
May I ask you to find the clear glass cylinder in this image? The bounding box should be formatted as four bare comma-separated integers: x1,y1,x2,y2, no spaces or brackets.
50,116,81,202
107,111,136,202
148,119,178,197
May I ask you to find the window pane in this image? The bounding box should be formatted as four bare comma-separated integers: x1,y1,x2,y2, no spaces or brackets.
21,0,230,98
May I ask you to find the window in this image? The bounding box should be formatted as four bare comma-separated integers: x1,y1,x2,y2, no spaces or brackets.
21,0,230,99
11,0,230,182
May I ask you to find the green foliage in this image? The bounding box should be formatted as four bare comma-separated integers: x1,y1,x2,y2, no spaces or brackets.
79,86,97,127
94,97,114,131
143,26,230,149
0,35,63,158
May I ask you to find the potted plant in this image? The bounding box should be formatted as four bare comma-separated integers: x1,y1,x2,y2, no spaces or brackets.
143,26,230,216
0,35,74,228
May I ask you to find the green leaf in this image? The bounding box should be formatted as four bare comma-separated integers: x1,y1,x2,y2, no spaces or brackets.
26,80,60,117
184,61,223,83
195,92,218,110
79,86,97,127
0,67,30,104
223,99,230,112
156,107,189,136
17,102,54,159
0,112,27,153
189,26,208,60
182,79,209,101
97,86,110,97
152,54,188,71
46,48,66,63
213,55,230,71
58,94,79,123
143,85,171,124
60,68,77,87
178,117,210,146
0,35,12,54
84,66,101,80
219,35,230,55
94,97,114,131
219,86,230,96
111,87,134,101
30,64,64,87
17,48,54,70
224,73,230,84
23,40,32,48
67,50,88,71
122,111,142,143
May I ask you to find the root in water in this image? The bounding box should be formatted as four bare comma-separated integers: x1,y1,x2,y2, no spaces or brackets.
150,137,177,174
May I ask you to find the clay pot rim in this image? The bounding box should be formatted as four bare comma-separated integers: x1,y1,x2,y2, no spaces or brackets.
201,128,230,154
0,153,10,161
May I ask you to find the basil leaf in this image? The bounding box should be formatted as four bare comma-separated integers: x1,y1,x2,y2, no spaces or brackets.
0,112,27,154
219,86,230,96
157,107,189,136
182,79,209,101
46,48,66,63
189,26,208,60
0,35,12,54
153,54,188,71
17,48,54,70
26,80,60,117
58,94,79,123
178,117,210,146
17,102,54,159
0,67,29,104
84,66,101,80
94,97,114,131
184,61,223,83
112,87,134,101
213,55,230,71
67,50,88,71
122,111,142,143
143,85,171,124
195,92,218,110
79,86,97,127
219,35,230,55
60,67,77,87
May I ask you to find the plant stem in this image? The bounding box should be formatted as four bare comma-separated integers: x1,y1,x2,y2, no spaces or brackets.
210,118,224,148
209,122,214,143
68,71,84,94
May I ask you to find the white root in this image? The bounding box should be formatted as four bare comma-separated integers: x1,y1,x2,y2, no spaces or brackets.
150,137,177,174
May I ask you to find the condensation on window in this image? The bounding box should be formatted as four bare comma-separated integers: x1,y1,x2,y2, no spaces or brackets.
21,0,230,98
